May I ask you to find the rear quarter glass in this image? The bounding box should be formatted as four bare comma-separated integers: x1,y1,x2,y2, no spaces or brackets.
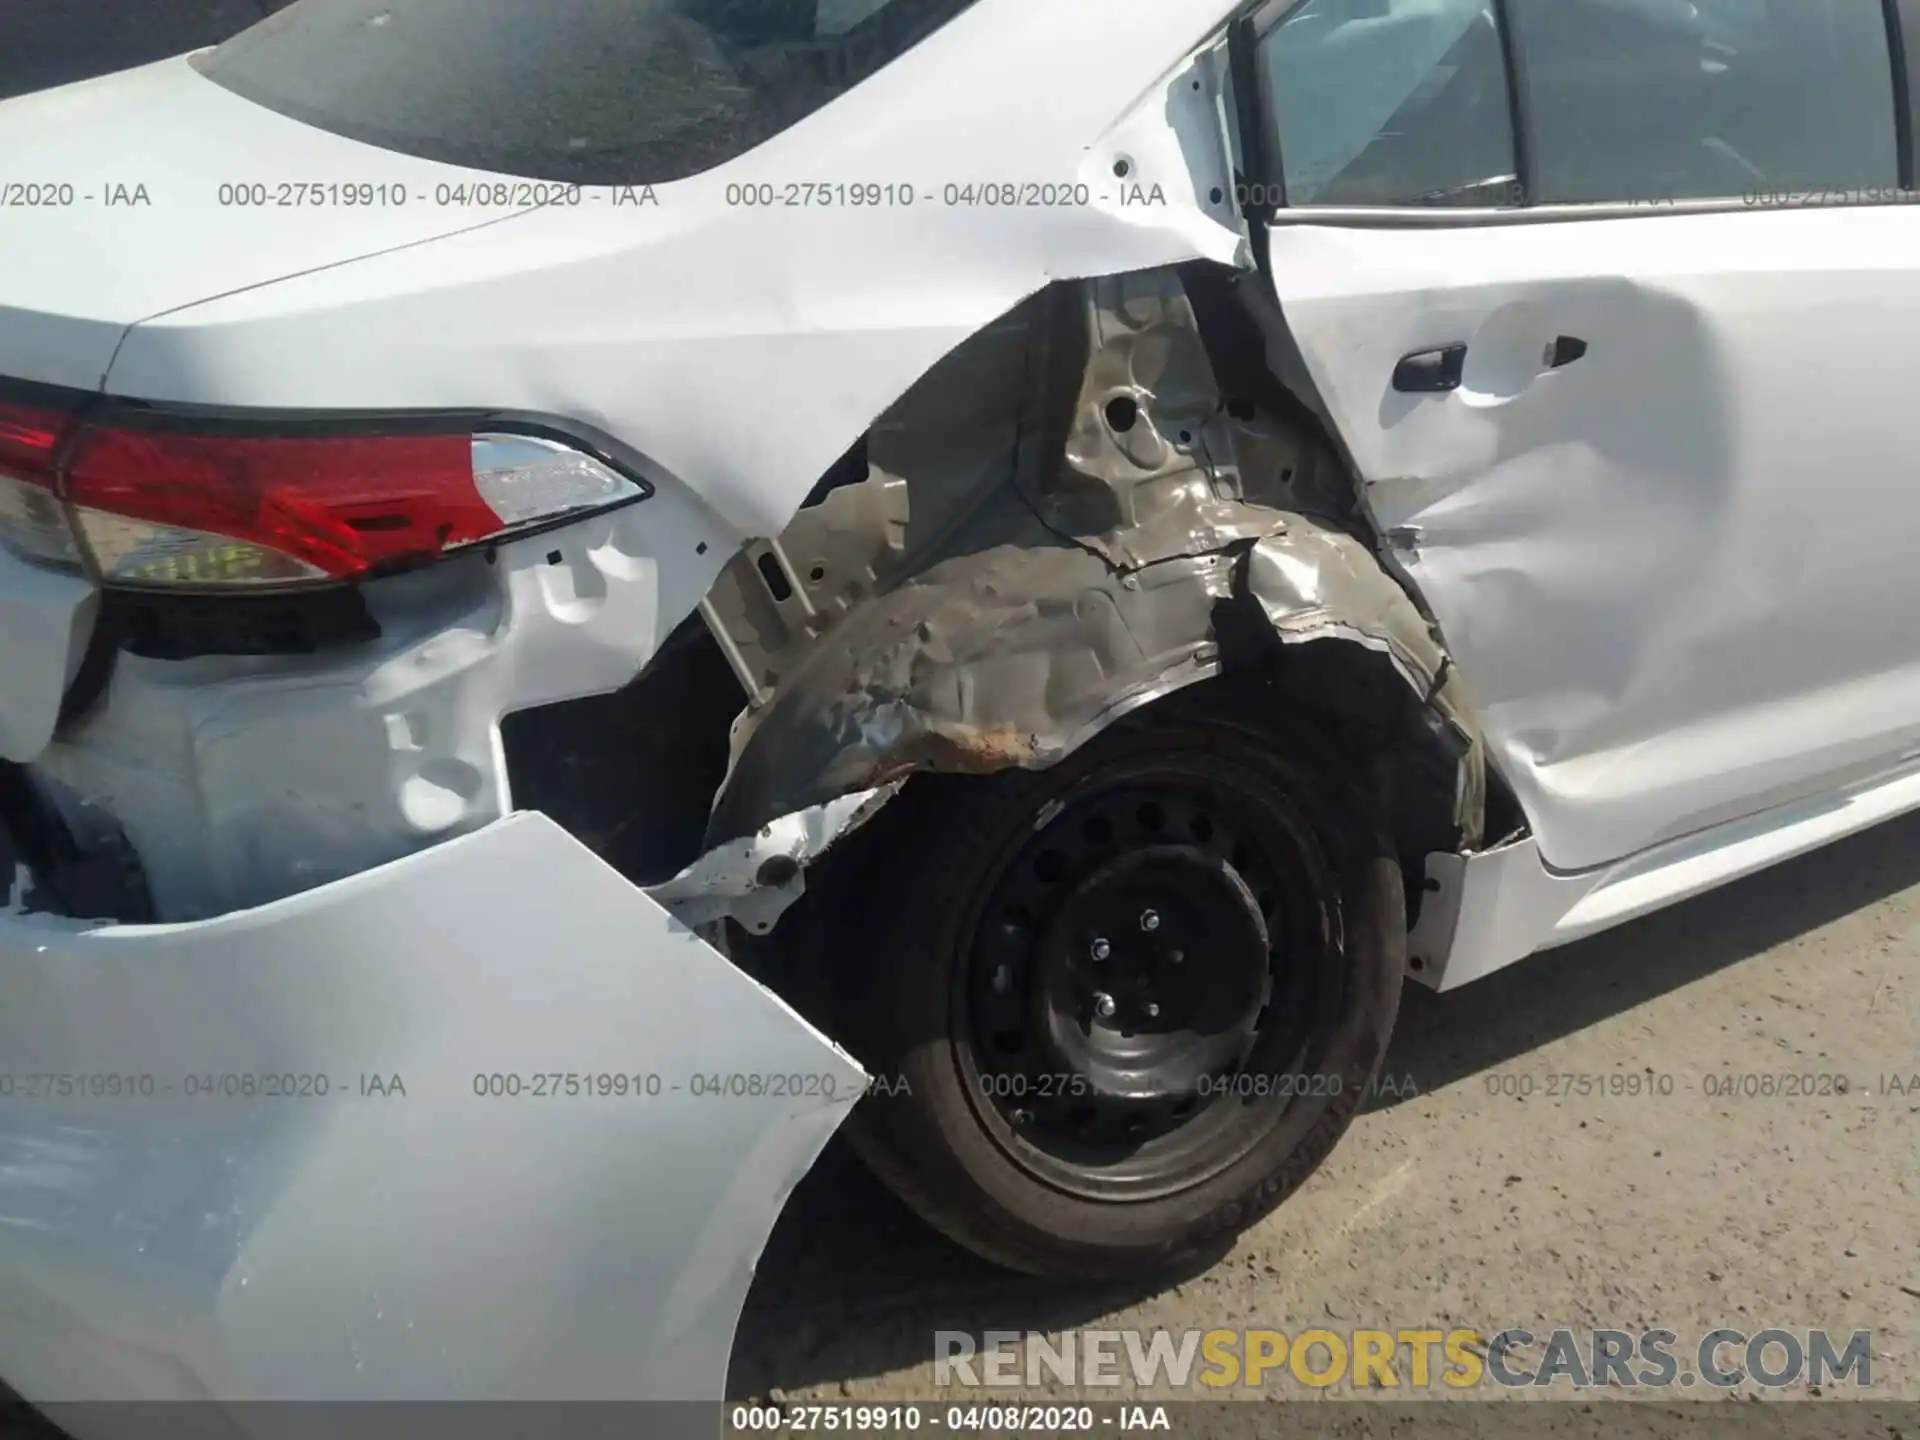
193,0,983,185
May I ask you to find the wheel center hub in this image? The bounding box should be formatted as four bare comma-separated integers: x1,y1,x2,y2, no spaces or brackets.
1036,844,1272,1100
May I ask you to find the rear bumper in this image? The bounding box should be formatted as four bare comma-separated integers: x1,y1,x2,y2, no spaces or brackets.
0,546,96,766
0,812,864,1433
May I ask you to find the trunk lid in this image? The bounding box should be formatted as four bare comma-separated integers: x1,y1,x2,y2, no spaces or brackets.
0,54,531,390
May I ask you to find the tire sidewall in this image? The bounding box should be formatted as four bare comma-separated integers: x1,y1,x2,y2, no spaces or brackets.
840,714,1406,1278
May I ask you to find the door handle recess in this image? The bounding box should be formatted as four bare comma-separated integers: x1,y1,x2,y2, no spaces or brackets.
1392,344,1467,393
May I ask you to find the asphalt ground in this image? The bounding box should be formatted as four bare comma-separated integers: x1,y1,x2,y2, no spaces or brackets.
731,807,1919,1424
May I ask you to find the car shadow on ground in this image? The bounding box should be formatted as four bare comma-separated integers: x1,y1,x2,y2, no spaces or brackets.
728,808,1920,1399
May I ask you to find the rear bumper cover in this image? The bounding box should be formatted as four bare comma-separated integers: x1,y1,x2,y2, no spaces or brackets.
0,546,96,765
0,812,864,1430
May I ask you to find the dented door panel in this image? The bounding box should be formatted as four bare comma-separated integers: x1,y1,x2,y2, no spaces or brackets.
1265,209,1920,872
0,814,864,1431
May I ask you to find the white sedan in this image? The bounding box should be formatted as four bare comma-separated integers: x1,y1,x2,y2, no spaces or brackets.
0,0,1910,1429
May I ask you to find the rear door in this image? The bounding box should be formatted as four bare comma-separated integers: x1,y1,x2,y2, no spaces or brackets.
1241,0,1920,872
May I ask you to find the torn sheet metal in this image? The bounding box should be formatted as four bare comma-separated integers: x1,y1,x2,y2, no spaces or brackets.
1241,514,1486,844
30,485,733,922
704,514,1486,850
706,532,1235,845
1036,270,1330,571
696,263,1487,856
0,813,864,1435
699,266,1382,732
100,9,1252,545
695,266,1315,756
649,782,901,935
698,304,1038,713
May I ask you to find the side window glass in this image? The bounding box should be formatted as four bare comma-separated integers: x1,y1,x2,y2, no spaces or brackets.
1256,0,1519,207
1511,0,1900,203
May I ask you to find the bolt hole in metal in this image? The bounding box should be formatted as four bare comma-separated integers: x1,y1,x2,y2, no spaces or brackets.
756,855,799,887
957,764,1337,1200
1104,395,1140,434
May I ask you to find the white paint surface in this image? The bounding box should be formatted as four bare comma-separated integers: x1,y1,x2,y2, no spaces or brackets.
0,814,865,1427
1266,208,1920,875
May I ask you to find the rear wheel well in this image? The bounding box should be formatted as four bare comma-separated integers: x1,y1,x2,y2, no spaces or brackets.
787,701,1406,1277
1165,657,1469,934
736,660,1465,1018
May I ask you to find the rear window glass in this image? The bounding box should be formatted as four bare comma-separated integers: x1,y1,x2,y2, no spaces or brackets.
194,0,980,185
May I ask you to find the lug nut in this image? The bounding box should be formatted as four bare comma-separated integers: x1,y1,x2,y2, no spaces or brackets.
1090,937,1112,962
1169,950,1185,965
1094,992,1117,1019
1145,1002,1161,1018
1140,909,1161,932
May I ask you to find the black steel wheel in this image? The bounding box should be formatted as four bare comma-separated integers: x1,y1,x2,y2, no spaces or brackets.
818,709,1406,1280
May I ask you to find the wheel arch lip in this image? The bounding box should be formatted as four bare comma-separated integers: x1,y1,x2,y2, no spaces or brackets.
0,811,864,1418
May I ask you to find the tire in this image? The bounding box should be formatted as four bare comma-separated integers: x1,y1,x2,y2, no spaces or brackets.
813,710,1406,1280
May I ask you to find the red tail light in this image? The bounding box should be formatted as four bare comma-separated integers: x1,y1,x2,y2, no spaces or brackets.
65,426,485,585
0,402,70,476
0,401,647,590
0,402,84,569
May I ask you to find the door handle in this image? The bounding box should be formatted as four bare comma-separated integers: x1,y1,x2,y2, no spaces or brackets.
1545,334,1589,368
1392,344,1467,393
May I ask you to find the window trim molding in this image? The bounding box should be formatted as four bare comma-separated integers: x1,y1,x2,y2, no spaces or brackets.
1229,10,1284,218
1489,0,1535,202
1238,0,1920,228
1269,194,1920,228
1889,0,1919,188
